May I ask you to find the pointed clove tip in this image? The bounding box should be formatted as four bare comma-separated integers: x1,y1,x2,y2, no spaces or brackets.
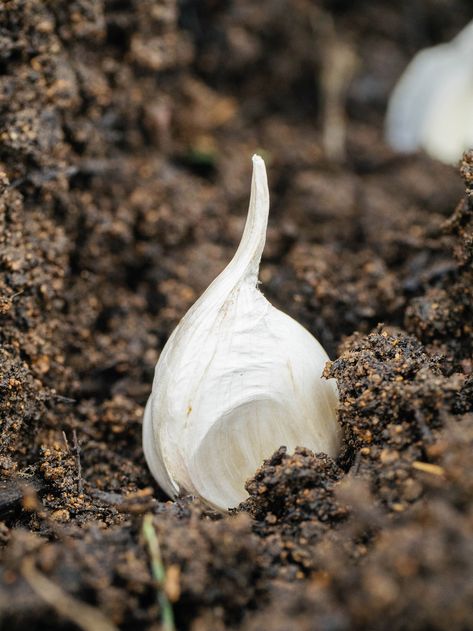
252,153,265,166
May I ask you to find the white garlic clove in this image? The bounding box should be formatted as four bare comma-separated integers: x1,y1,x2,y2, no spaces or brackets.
386,19,473,164
143,155,340,511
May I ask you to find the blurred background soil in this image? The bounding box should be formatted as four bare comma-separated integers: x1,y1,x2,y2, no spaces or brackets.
0,1,472,629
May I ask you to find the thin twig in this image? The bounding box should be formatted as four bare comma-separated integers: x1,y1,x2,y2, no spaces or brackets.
22,556,118,631
54,394,77,403
321,39,358,162
310,9,357,163
62,431,70,453
350,450,362,476
142,513,176,631
412,461,445,476
9,289,25,300
72,430,83,494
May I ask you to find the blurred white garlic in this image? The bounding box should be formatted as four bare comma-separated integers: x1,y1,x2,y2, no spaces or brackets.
143,155,340,511
386,19,473,164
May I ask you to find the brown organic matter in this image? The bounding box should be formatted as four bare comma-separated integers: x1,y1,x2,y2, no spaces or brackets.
0,1,472,630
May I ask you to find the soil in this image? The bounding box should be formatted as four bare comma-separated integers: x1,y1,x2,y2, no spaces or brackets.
0,1,472,630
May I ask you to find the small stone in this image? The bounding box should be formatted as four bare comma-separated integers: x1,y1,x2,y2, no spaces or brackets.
51,509,70,522
380,449,399,465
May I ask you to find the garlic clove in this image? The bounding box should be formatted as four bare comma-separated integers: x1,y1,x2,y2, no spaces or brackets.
386,19,473,164
143,155,340,511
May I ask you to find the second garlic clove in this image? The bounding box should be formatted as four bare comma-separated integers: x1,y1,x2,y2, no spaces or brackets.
386,19,473,164
143,155,340,511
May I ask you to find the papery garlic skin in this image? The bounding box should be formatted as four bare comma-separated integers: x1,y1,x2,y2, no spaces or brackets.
386,19,473,164
143,155,340,511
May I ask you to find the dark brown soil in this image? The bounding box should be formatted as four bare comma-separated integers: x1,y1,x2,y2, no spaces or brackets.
0,1,472,629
